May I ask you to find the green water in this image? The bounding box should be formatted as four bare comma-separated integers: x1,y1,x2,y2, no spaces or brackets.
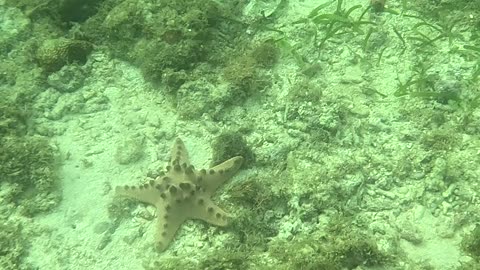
1,0,479,269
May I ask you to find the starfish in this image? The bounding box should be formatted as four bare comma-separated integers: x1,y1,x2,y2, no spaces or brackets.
115,137,243,252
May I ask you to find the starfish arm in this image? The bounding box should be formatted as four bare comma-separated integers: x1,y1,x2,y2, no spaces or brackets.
154,208,186,252
201,156,244,195
115,184,160,205
189,197,229,226
169,138,190,167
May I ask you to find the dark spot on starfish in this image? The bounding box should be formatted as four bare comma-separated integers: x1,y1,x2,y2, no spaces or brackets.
174,164,181,171
156,184,162,190
161,231,167,237
190,190,195,196
149,180,155,186
208,207,214,213
218,169,224,174
196,176,203,182
234,158,242,165
198,198,204,205
172,157,180,165
175,198,182,203
179,182,191,191
185,166,194,174
163,223,168,228
165,204,171,211
158,171,165,177
163,214,169,219
163,176,171,183
169,185,177,194
200,169,206,175
216,213,221,219
143,184,149,189
124,185,130,190
160,193,167,199
166,165,172,171
209,169,215,175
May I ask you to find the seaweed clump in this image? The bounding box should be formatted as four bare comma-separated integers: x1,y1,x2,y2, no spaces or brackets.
0,98,60,216
222,41,279,98
462,225,480,263
268,217,393,269
0,97,30,136
211,131,254,168
85,0,230,86
0,220,26,270
0,135,60,216
0,96,60,268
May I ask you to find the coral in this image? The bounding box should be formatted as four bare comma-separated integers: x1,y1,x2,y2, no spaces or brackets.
462,225,480,262
268,223,393,269
115,138,244,252
211,131,254,168
251,41,280,69
0,98,30,136
138,40,204,84
74,0,267,117
0,219,26,270
161,69,188,92
88,0,228,84
228,177,286,252
0,135,60,215
36,38,92,72
222,54,270,97
221,41,279,97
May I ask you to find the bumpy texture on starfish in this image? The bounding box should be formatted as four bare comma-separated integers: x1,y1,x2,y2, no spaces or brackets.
115,137,243,252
